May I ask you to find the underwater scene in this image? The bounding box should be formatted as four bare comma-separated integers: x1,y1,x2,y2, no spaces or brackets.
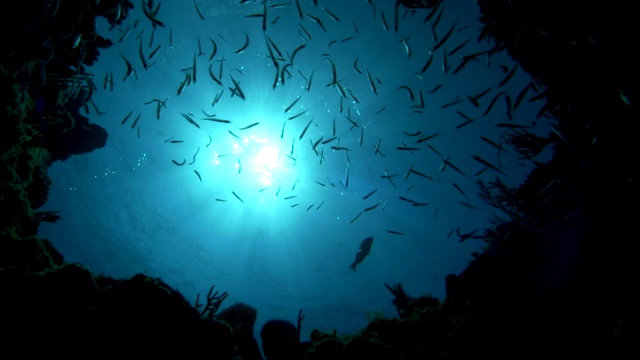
3,0,637,358
38,0,546,342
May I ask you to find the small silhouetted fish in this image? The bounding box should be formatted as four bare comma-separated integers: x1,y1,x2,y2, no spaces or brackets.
349,236,373,272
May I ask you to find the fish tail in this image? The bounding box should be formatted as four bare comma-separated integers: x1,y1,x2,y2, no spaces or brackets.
349,262,357,272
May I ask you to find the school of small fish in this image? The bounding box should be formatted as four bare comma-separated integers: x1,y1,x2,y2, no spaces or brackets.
91,0,549,248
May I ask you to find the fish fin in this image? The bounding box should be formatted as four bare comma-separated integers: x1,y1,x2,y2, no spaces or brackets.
349,262,357,272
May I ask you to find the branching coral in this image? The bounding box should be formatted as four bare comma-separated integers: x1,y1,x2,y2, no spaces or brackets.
503,129,554,160
194,284,229,319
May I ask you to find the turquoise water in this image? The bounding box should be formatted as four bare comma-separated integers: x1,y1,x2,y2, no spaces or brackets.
39,0,549,342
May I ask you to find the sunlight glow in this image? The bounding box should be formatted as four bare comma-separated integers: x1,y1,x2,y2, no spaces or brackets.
210,132,291,188
246,136,284,186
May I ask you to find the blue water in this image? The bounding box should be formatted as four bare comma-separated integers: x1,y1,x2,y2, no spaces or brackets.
39,0,550,343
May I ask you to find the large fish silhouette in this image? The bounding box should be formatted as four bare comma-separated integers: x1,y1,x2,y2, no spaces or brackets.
349,236,374,272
